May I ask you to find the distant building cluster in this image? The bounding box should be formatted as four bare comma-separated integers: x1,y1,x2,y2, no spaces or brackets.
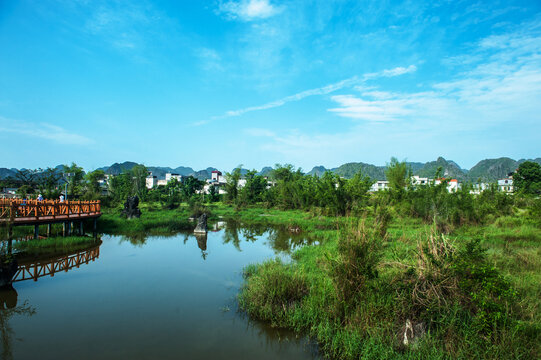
367,174,514,194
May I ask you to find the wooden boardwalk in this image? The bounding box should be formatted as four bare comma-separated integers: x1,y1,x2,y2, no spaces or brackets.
0,199,101,226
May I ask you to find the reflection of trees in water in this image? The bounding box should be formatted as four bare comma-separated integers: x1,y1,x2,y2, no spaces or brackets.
119,233,178,247
119,233,149,247
222,221,312,253
266,227,312,253
0,285,36,360
236,310,319,357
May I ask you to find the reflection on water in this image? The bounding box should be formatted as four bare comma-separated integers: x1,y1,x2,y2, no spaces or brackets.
0,222,319,359
0,285,36,360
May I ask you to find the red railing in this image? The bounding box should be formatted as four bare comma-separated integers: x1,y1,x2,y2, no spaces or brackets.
0,199,101,223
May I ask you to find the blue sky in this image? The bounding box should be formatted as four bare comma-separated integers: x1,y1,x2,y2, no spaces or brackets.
1,0,540,172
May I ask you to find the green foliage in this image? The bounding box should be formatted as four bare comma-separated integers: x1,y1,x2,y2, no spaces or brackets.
225,166,242,203
345,170,374,212
385,157,409,198
62,162,85,197
239,258,308,326
108,165,148,204
83,169,105,199
327,220,382,312
37,167,62,199
513,161,541,195
401,234,518,336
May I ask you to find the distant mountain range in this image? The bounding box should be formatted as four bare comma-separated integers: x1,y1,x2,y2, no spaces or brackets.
1,157,540,182
306,157,541,182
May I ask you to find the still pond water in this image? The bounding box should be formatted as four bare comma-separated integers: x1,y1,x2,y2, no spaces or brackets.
1,223,320,359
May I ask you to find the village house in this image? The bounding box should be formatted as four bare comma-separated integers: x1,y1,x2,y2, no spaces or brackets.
146,175,157,189
370,180,389,192
498,178,514,193
410,175,430,187
434,178,459,192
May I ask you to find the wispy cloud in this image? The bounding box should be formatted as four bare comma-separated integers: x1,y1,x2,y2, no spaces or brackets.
219,0,283,21
0,117,93,145
207,65,417,122
329,21,541,124
195,47,223,71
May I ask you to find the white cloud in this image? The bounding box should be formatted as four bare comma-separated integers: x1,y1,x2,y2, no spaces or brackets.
329,22,541,125
219,0,283,21
0,117,93,145
206,65,416,122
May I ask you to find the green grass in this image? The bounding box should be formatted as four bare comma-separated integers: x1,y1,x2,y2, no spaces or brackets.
13,236,99,256
238,212,541,359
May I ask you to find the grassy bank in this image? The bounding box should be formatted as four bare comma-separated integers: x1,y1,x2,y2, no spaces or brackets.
238,215,541,359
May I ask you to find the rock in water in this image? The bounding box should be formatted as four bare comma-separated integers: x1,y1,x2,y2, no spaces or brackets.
194,213,207,233
121,196,141,219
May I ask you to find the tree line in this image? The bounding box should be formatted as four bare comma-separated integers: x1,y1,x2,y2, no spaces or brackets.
2,159,540,226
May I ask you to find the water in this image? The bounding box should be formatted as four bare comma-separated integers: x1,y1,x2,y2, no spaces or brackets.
0,223,319,359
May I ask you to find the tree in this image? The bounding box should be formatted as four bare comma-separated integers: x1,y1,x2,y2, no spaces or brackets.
84,170,106,199
130,165,148,200
62,163,85,197
225,166,242,203
37,167,62,199
240,170,268,204
513,161,541,195
14,168,40,198
385,157,409,197
345,171,374,209
15,168,40,186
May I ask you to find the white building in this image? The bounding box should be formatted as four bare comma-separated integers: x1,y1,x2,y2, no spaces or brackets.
165,173,182,183
470,183,490,195
434,178,459,193
411,175,430,187
498,178,513,193
157,179,167,186
370,180,389,192
146,175,157,189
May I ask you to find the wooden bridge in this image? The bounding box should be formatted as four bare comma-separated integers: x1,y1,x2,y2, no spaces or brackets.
0,199,101,238
13,243,101,282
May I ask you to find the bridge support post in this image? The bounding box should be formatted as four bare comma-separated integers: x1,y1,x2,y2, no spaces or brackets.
93,218,97,238
34,224,39,239
67,222,71,236
63,222,67,237
8,224,13,240
79,221,84,236
47,223,52,237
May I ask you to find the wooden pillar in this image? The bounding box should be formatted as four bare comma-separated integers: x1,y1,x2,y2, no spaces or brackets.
67,222,71,236
93,218,97,237
34,224,39,239
63,222,67,237
47,223,52,237
7,239,12,255
79,221,84,235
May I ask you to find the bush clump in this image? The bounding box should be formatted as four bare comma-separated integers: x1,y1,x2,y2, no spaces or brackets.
399,232,519,344
239,259,309,327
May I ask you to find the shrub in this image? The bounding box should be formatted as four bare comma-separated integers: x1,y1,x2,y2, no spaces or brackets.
401,232,518,335
238,259,308,326
327,220,382,314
